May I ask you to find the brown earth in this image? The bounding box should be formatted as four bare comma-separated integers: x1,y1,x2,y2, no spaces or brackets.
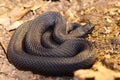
0,0,120,80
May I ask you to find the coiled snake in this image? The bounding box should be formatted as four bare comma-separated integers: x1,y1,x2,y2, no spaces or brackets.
7,11,96,76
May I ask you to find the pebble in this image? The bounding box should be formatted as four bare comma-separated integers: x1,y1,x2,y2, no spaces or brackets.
115,2,120,7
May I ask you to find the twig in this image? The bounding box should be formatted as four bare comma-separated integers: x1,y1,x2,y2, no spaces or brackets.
0,41,7,54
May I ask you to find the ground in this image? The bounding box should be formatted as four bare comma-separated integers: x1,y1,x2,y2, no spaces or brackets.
0,0,120,80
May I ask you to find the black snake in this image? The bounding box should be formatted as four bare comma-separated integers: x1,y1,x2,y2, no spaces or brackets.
7,11,96,76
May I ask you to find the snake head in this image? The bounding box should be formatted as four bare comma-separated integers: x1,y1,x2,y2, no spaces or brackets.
79,23,95,37
68,23,95,38
83,23,95,34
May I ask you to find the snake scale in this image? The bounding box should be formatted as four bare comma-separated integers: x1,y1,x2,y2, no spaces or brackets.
7,11,96,76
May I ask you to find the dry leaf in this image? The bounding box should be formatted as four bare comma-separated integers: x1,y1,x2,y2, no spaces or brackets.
0,17,10,26
8,6,30,22
7,21,24,31
74,62,120,80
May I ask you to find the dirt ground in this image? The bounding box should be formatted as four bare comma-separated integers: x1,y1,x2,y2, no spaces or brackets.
0,0,120,80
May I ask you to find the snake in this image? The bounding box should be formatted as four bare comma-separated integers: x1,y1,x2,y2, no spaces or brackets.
7,11,96,76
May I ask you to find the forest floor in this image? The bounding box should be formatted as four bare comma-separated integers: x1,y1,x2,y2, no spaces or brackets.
0,0,120,80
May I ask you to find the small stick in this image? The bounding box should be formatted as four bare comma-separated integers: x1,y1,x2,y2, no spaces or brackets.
0,41,7,54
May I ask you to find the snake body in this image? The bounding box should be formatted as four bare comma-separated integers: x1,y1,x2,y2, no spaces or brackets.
7,11,96,76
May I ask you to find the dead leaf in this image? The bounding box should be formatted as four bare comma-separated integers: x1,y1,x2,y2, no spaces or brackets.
0,17,10,26
8,6,30,22
74,62,120,80
7,21,24,31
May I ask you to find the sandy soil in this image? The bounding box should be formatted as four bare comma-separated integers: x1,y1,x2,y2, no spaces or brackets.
0,0,120,80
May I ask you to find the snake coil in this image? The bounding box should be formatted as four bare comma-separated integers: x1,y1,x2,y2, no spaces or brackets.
7,11,96,76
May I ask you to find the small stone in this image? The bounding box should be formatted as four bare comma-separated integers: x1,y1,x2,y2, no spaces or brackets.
106,18,112,23
115,2,120,7
118,9,120,14
109,11,116,16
